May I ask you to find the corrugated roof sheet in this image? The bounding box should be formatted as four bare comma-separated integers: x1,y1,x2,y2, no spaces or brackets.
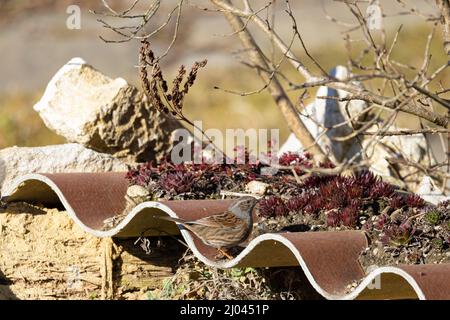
3,172,450,300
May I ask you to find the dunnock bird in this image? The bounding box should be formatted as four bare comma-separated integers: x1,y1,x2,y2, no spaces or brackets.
155,196,259,258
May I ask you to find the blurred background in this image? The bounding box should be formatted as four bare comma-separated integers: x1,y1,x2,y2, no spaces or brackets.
0,0,448,149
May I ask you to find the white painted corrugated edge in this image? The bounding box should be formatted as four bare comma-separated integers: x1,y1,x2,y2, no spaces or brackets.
4,174,426,300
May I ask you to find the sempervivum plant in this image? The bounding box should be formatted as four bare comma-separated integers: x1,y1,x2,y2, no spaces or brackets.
126,161,159,187
278,152,313,174
258,169,412,229
381,219,415,247
388,195,405,209
360,200,450,267
127,152,450,266
159,170,197,195
325,204,361,228
126,149,314,201
126,152,274,200
405,194,426,208
126,153,431,231
259,196,289,218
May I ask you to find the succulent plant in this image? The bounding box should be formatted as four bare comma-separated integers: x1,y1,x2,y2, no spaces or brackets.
126,161,159,187
125,154,440,244
278,152,312,166
300,174,335,190
373,214,389,230
431,238,444,250
278,152,313,175
381,220,415,247
159,170,196,194
369,181,395,198
424,209,441,225
285,195,308,212
355,170,378,193
326,210,341,227
405,194,425,208
388,195,405,209
258,196,288,218
325,204,360,228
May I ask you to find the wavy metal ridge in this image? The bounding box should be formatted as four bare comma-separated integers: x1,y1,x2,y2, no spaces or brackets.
3,173,450,300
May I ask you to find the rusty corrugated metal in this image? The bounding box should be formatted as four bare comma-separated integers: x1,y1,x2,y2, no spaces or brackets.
3,172,450,300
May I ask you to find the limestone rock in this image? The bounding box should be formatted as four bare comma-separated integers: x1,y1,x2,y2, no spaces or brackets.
34,57,184,162
126,185,151,199
245,181,270,196
0,144,127,194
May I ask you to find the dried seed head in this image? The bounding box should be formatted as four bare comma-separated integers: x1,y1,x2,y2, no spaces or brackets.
170,65,187,111
140,39,155,64
139,40,156,99
183,59,208,94
138,40,207,120
161,80,168,92
173,65,187,87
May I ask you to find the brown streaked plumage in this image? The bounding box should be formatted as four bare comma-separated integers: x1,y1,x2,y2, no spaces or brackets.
154,197,258,250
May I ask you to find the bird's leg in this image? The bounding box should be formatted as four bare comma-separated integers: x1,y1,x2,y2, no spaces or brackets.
217,248,234,260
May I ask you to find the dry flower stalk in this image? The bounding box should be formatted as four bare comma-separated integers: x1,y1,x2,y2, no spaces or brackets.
139,39,207,122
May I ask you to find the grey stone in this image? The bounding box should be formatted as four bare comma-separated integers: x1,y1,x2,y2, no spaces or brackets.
34,57,184,162
245,181,270,196
0,144,128,194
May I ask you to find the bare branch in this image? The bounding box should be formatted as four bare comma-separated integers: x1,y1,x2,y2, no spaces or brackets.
361,128,449,136
210,0,329,161
436,0,450,56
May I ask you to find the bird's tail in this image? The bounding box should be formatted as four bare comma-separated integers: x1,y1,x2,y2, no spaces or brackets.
153,215,187,224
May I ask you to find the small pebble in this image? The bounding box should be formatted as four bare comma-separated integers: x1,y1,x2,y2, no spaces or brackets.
245,181,269,196
127,185,150,198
